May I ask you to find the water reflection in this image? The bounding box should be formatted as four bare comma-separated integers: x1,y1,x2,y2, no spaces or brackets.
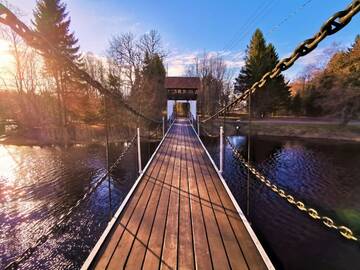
0,141,158,269
0,145,19,185
204,135,360,270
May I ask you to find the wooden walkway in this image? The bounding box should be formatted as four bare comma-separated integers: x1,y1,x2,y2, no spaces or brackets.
83,119,273,270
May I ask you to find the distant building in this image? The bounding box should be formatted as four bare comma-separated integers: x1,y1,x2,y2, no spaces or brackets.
165,77,200,119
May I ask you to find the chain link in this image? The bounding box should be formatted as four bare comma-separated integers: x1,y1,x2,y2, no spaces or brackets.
225,137,359,242
202,0,360,123
4,135,136,270
201,126,220,138
0,5,161,124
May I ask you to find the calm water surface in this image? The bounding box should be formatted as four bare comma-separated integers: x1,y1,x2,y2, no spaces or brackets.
1,135,359,269
0,141,158,269
204,135,360,270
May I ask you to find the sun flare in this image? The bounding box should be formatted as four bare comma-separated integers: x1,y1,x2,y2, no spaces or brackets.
0,38,13,73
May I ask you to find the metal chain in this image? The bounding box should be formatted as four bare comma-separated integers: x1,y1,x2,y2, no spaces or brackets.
202,0,360,123
4,135,137,270
201,126,220,138
140,123,163,139
225,137,359,242
0,5,161,124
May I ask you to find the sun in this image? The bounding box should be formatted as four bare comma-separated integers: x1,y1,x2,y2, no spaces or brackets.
0,38,14,77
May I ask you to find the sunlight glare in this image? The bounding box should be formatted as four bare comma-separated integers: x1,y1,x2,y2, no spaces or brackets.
0,38,13,76
0,145,18,185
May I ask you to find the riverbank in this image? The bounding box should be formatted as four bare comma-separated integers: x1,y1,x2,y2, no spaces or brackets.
0,133,161,147
202,119,360,142
239,123,360,142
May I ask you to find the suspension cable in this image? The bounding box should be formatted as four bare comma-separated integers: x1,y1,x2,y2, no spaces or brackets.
202,0,360,123
0,4,161,124
267,0,314,36
201,125,220,138
226,137,359,242
4,134,137,270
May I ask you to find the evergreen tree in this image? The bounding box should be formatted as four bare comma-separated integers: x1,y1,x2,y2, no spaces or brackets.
33,0,82,143
235,29,290,117
136,53,166,120
33,0,81,73
291,92,302,115
302,86,323,116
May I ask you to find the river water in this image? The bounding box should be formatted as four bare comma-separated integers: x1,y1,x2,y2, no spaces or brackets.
0,135,359,269
204,135,360,270
0,141,158,269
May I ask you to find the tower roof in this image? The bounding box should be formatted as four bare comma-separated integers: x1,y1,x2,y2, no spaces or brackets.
165,77,200,90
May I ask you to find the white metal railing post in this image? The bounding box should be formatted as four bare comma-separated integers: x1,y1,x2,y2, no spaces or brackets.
219,126,224,173
162,116,165,137
137,127,142,174
197,115,200,136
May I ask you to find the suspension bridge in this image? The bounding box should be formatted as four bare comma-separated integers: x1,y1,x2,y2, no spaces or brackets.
83,119,272,269
0,1,359,269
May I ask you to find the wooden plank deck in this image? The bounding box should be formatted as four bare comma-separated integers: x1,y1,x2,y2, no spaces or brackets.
83,119,273,270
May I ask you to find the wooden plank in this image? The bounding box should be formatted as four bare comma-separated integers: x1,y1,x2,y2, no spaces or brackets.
106,131,174,269
124,131,176,269
88,119,271,270
160,124,181,270
142,125,180,269
193,127,267,270
94,137,170,269
190,126,249,270
178,123,195,270
184,125,213,270
186,124,231,270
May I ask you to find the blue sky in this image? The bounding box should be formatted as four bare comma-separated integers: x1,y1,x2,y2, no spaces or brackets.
8,0,360,80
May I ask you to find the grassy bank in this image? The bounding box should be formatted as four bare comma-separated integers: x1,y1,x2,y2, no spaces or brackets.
203,120,360,142
239,123,360,142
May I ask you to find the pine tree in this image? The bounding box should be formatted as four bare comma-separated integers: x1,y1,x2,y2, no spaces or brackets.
235,29,290,117
137,53,166,120
33,0,81,73
291,92,302,115
33,0,82,143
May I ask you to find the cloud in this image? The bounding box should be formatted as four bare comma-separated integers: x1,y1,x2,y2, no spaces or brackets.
165,51,199,76
282,43,342,81
165,50,246,76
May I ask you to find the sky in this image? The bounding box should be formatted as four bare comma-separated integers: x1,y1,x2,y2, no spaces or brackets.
2,0,360,81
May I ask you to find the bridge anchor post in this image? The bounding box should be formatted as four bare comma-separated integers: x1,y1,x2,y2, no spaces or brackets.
137,127,142,174
162,116,165,137
220,126,224,173
197,115,200,136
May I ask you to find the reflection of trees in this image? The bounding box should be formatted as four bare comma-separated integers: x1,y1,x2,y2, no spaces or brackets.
244,136,283,164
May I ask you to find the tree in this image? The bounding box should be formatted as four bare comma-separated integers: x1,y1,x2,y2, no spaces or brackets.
0,4,44,127
33,0,82,142
137,53,166,120
107,30,165,96
320,35,360,123
295,35,360,123
291,92,302,115
107,30,166,124
186,52,230,115
302,86,323,116
235,29,290,117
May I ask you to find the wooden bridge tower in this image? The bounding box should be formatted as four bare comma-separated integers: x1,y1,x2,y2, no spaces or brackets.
165,77,200,119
